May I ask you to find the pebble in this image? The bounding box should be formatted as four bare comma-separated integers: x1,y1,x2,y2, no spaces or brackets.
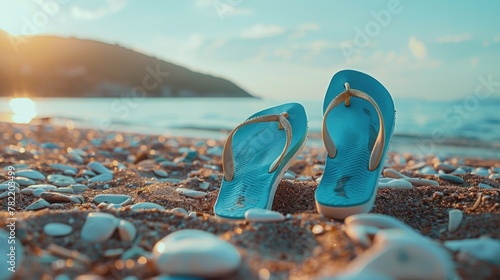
15,169,46,180
103,248,124,258
68,151,84,164
377,179,413,189
478,183,493,189
344,224,380,247
489,173,500,179
93,194,131,205
159,178,182,183
81,212,119,242
444,237,500,265
0,184,19,193
70,184,88,193
87,161,113,174
153,229,241,277
245,209,285,222
25,199,50,211
448,209,463,232
297,175,313,181
419,166,437,175
14,177,36,186
33,188,46,197
198,181,210,190
382,168,407,179
153,169,169,178
47,174,76,187
40,192,73,203
345,214,418,236
403,177,439,186
472,167,490,177
434,163,456,173
118,220,137,242
26,184,57,191
408,161,427,170
176,188,207,199
0,229,24,280
63,169,77,176
452,168,466,175
50,163,78,173
43,223,73,237
283,171,296,180
438,174,465,184
82,170,96,177
88,173,113,183
50,187,74,194
130,202,166,212
171,207,189,217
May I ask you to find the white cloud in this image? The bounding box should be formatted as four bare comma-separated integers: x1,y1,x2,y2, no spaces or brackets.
241,24,285,40
195,0,253,18
289,23,320,39
408,36,427,60
437,33,471,44
71,0,126,21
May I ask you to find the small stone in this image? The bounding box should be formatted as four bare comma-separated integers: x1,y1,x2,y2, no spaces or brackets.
89,173,113,183
382,168,407,179
448,209,463,232
50,187,74,194
70,184,88,193
118,220,137,242
103,248,124,258
93,194,131,205
489,173,500,179
159,178,181,183
41,192,73,203
297,176,312,181
44,223,73,237
33,188,46,197
153,169,168,178
26,184,57,190
152,229,241,277
404,178,439,186
130,202,165,212
345,214,418,236
478,183,493,189
81,212,119,242
50,163,78,173
434,163,456,173
71,195,85,204
14,177,36,186
312,224,324,235
198,181,210,190
444,237,500,265
82,170,96,177
16,169,46,180
283,171,295,180
438,174,465,184
0,184,19,193
419,166,437,175
472,167,490,177
63,169,77,176
87,161,113,174
47,174,76,187
344,224,380,246
171,207,188,217
245,209,285,222
452,168,466,175
25,199,50,211
68,151,84,164
176,188,207,199
377,179,413,189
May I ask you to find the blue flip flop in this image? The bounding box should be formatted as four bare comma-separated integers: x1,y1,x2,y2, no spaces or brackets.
315,70,395,219
214,102,308,220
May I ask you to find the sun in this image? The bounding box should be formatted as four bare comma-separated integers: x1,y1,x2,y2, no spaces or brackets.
9,98,37,123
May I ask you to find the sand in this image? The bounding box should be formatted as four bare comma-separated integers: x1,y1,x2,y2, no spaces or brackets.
0,122,499,279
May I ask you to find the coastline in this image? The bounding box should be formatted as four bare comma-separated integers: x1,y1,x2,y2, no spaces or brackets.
0,122,499,279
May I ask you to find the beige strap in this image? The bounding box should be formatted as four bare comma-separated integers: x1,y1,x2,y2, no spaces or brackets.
223,112,292,182
322,82,385,171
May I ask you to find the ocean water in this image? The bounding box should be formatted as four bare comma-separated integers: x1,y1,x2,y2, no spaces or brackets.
0,97,499,159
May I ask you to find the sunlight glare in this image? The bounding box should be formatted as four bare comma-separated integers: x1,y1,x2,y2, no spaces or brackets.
9,98,37,123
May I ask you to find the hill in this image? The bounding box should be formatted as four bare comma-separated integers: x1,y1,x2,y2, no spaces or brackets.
0,30,253,98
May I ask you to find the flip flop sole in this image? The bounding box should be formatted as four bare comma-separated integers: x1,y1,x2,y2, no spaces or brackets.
316,70,395,219
214,102,308,220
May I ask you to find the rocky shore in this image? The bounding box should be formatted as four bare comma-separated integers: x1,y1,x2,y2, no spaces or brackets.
0,122,499,279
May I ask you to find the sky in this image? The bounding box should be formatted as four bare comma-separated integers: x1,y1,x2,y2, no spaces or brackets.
1,0,499,100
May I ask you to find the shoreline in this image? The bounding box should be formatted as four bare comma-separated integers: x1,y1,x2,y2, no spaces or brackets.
0,122,499,279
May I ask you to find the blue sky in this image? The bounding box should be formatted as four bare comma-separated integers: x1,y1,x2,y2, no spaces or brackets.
1,0,499,100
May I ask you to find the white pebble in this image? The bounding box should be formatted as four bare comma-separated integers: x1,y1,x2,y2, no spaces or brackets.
377,179,413,189
130,202,165,212
245,209,285,222
153,229,241,277
448,209,463,232
176,188,207,199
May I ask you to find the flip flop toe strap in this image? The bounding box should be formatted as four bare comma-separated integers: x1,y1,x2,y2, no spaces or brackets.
223,112,292,182
322,82,386,171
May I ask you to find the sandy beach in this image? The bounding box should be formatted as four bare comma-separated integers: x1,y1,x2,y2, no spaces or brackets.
0,122,499,280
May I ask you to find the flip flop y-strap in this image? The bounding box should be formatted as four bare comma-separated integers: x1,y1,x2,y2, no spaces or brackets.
322,82,386,171
223,112,292,182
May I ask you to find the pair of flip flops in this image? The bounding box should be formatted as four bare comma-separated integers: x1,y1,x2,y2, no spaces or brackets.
214,70,396,220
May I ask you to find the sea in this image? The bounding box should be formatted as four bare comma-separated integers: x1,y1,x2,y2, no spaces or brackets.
1,97,499,159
